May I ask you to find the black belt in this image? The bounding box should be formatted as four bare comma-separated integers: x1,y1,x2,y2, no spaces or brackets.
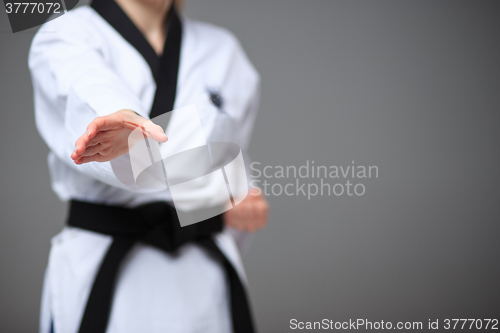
67,200,256,333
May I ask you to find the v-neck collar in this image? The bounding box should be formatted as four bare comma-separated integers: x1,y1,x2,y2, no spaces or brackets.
91,0,183,118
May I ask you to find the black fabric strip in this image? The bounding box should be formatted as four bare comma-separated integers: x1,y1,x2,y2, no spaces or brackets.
68,200,256,333
91,0,182,117
78,236,136,333
149,8,182,119
68,200,224,252
197,238,256,333
91,0,160,81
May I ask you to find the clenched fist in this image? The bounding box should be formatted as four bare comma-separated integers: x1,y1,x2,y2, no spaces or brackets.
224,188,268,232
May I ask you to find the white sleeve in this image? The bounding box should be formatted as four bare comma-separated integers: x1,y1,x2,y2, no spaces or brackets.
29,16,156,192
230,84,261,253
225,40,262,252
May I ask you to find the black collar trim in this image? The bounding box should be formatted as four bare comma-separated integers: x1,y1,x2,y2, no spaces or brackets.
91,0,182,118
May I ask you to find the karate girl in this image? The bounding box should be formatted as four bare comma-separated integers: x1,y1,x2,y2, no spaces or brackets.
29,0,267,332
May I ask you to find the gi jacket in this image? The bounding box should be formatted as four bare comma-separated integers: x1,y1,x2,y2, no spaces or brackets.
29,2,260,332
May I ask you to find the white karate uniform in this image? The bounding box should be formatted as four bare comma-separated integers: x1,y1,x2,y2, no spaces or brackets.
29,4,260,333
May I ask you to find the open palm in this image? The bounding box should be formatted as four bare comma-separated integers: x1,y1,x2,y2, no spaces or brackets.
71,109,168,164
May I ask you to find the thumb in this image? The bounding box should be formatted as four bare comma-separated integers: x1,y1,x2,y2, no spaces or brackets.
145,122,168,143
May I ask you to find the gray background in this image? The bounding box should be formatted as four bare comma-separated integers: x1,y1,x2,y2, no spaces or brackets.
1,0,499,332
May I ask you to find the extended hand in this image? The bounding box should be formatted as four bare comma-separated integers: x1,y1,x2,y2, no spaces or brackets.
223,188,269,232
71,110,168,164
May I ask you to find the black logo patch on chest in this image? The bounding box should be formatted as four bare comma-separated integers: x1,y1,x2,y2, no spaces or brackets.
208,90,223,109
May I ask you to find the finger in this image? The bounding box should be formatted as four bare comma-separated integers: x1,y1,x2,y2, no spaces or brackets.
86,115,122,137
248,202,259,232
74,153,108,165
252,203,263,231
88,131,115,146
223,210,236,228
144,122,168,143
80,143,107,157
229,207,241,229
250,192,268,229
235,201,249,231
227,205,243,230
73,132,93,159
73,131,112,159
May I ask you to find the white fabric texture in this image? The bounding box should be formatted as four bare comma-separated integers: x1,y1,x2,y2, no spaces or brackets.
29,5,260,333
